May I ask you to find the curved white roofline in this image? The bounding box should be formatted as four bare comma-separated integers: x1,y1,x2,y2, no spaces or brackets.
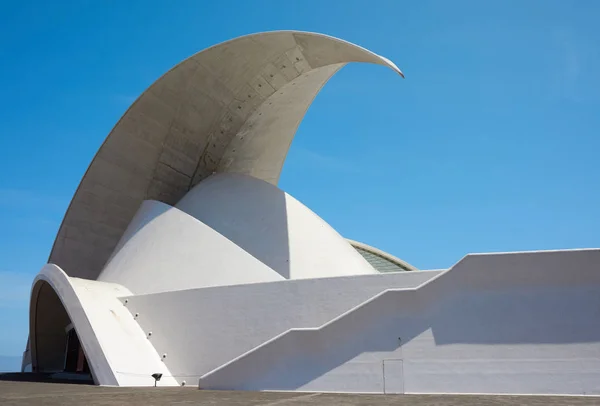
48,31,403,279
347,239,418,272
29,264,178,386
99,174,378,294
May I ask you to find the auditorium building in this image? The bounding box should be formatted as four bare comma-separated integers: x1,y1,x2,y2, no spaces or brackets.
22,31,600,395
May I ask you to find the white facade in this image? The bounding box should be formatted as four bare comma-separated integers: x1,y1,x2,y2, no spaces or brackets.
22,31,600,396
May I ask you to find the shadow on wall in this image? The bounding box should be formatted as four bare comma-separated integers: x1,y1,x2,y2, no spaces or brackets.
242,292,405,391
176,174,291,278
200,291,407,391
200,251,600,391
206,283,600,391
424,251,600,345
430,286,600,345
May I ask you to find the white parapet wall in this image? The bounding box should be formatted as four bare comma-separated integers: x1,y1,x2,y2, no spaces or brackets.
121,270,442,385
29,248,600,394
190,249,600,395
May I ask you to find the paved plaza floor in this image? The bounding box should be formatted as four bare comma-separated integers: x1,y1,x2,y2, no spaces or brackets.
1,378,600,406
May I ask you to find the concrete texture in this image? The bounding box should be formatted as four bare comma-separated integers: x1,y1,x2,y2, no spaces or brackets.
29,245,600,394
122,271,441,383
175,173,377,280
1,380,599,406
196,250,600,395
99,198,284,295
21,30,600,397
99,174,379,295
29,265,177,387
49,31,402,280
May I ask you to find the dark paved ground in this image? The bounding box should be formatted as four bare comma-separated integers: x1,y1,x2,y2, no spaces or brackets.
1,379,600,406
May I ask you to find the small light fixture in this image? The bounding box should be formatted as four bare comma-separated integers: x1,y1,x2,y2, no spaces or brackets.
152,373,163,387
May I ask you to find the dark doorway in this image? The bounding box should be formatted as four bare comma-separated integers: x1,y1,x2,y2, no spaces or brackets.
64,327,90,374
30,281,92,382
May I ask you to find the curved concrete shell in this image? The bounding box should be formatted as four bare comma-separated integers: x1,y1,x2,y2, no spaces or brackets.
50,31,403,280
29,264,176,386
22,31,600,395
99,174,378,295
348,240,419,272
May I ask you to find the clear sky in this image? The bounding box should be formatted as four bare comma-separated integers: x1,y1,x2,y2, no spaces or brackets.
0,1,599,362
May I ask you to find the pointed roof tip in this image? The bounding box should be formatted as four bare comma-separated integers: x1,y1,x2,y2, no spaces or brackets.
373,54,404,79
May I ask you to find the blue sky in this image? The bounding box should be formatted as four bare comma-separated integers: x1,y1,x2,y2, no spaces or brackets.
0,1,599,363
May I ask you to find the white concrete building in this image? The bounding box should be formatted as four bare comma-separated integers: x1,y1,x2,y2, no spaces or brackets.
22,31,600,396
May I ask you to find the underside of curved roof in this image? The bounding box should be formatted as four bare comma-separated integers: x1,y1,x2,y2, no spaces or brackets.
49,31,403,279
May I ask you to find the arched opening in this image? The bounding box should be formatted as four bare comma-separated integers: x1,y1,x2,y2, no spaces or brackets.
29,280,91,379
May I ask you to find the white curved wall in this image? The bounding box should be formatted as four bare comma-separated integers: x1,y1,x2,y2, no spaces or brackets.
50,31,402,281
30,264,177,387
176,173,377,280
99,200,284,295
